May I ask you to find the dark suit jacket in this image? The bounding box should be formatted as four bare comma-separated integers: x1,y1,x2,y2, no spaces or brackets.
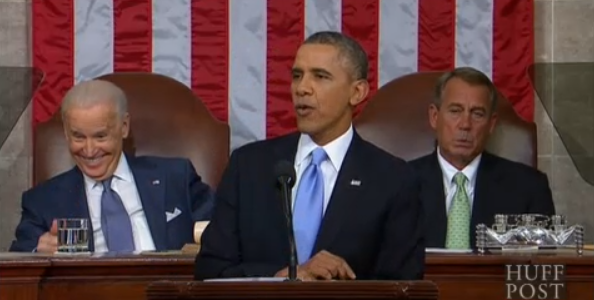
195,131,425,280
410,151,556,248
9,155,214,252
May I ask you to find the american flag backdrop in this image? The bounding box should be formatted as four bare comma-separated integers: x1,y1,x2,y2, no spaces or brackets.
32,0,534,151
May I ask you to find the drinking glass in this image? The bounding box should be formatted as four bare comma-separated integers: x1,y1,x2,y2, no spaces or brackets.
57,218,90,253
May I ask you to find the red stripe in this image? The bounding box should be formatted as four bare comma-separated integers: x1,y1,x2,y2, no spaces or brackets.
418,0,456,72
113,0,152,72
191,0,229,123
493,0,535,121
266,0,305,138
342,0,379,116
32,0,74,125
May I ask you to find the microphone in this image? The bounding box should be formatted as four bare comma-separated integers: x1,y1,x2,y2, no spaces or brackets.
274,160,299,282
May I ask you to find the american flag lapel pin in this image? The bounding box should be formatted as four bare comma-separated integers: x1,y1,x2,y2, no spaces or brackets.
350,179,361,186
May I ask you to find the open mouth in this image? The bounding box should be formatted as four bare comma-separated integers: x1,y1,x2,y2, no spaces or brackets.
79,155,106,166
295,104,314,116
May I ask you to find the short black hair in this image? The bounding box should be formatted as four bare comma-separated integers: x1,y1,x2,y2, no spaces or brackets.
303,31,368,81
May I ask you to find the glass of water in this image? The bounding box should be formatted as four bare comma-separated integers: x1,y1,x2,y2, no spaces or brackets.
57,218,90,253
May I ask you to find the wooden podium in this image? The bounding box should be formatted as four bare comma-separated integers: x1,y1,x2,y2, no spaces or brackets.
146,280,438,300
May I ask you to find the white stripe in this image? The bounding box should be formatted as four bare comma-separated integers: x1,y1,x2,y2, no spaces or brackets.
74,0,114,83
304,0,342,38
152,0,192,87
455,0,494,78
378,0,419,87
228,0,267,151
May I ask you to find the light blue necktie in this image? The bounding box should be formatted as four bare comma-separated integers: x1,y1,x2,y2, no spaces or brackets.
293,147,327,264
101,177,135,252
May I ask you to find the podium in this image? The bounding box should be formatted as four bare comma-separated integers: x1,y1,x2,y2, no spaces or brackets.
146,280,438,300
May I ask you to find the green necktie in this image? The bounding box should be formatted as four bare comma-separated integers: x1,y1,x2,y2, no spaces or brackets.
446,172,471,249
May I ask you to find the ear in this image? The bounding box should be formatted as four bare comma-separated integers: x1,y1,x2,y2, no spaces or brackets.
62,114,71,141
429,104,439,130
349,79,370,107
122,113,131,138
488,112,498,133
62,125,70,141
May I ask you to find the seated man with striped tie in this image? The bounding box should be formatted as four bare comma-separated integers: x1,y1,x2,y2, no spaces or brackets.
410,67,556,249
195,31,424,281
9,80,215,253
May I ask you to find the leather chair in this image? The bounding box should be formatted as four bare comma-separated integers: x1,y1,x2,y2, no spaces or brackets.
354,72,537,167
34,72,230,189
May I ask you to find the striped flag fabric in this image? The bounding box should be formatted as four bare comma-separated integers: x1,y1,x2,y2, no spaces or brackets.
32,0,534,152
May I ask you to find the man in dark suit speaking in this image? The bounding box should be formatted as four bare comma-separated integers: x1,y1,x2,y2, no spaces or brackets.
195,31,424,281
10,79,214,253
410,67,555,249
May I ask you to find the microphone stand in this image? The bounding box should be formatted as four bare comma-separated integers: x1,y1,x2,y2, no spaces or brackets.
280,180,300,282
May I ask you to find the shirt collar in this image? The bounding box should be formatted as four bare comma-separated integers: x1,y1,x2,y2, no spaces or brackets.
83,153,133,189
294,125,354,171
436,147,481,186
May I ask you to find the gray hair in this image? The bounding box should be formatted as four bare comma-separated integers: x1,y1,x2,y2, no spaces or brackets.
303,31,368,81
434,67,498,114
60,79,128,119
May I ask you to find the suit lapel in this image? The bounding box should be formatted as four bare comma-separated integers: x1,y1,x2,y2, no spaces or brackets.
127,156,167,250
471,152,501,246
60,168,95,250
424,152,448,247
313,133,365,253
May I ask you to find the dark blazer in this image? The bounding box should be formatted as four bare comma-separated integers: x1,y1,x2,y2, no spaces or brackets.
195,131,425,280
9,155,214,252
410,151,556,248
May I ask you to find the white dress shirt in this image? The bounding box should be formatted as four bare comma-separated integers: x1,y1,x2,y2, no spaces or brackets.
436,148,482,214
291,125,353,214
83,154,156,252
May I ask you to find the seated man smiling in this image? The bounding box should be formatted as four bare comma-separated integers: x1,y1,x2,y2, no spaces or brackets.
10,79,215,253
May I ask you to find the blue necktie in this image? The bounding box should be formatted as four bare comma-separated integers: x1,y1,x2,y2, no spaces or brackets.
101,177,135,252
293,147,327,264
